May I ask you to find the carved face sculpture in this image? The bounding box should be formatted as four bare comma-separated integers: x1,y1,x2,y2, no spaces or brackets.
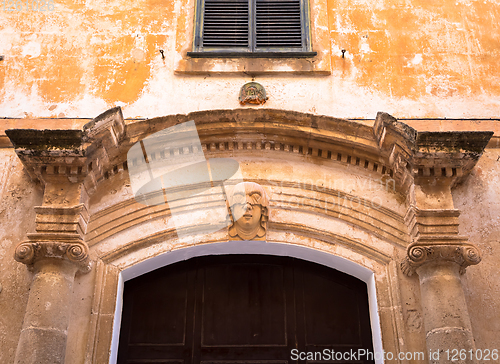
228,182,269,240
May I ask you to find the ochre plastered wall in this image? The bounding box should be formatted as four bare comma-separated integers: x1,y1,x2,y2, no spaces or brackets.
1,0,500,118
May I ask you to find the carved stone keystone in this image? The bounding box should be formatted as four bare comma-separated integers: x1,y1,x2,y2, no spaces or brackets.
227,181,269,240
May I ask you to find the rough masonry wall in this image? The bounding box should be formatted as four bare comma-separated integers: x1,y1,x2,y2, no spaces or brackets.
1,0,500,118
454,148,500,353
0,151,41,363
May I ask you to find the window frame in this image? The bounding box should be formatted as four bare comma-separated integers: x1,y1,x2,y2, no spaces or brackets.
187,0,317,58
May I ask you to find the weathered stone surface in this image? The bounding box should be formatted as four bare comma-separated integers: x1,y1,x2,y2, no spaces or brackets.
5,129,84,151
402,243,481,277
14,260,78,364
417,262,478,364
0,109,498,364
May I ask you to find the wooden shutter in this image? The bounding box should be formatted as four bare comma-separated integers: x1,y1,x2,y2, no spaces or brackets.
255,0,303,48
201,0,250,48
189,0,316,56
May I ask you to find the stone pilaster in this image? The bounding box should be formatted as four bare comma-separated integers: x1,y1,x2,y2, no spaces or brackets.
374,112,493,364
12,186,91,364
13,235,90,364
401,202,481,363
6,107,126,364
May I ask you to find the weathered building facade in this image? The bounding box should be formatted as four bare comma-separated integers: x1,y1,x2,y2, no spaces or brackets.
1,0,500,363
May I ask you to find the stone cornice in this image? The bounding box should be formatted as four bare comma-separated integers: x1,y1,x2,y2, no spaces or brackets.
5,108,494,197
5,107,125,190
413,131,493,185
374,112,493,193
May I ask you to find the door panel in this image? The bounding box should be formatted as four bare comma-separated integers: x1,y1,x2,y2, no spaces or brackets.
202,263,287,346
118,255,375,364
128,269,189,345
300,266,369,346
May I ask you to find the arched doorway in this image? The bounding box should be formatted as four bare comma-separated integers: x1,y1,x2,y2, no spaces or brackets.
117,254,375,364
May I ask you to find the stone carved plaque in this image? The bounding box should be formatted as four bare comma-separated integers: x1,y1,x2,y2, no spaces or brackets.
239,82,268,105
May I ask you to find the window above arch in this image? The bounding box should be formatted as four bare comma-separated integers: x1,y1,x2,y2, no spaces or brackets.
187,0,316,58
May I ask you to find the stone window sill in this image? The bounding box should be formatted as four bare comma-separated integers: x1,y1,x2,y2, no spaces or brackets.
175,55,330,75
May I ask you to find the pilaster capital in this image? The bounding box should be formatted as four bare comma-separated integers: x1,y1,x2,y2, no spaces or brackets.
14,233,91,273
401,242,481,277
402,202,482,276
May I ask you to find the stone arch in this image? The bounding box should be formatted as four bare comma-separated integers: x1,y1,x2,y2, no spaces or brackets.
6,107,491,364
89,238,400,364
67,108,413,363
84,170,407,363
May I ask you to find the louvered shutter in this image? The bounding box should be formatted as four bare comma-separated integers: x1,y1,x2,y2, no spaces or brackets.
201,0,250,48
189,0,316,56
256,0,303,48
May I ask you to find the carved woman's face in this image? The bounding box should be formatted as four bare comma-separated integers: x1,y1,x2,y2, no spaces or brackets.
234,201,262,229
231,192,263,230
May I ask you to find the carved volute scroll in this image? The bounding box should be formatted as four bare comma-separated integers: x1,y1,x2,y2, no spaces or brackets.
401,243,481,276
14,235,91,273
227,182,269,240
400,204,482,276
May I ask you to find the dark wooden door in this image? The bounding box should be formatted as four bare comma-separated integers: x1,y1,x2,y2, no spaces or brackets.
117,255,375,364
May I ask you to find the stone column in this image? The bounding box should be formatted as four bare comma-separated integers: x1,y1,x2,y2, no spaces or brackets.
13,182,91,364
14,237,90,364
417,261,477,358
402,184,481,364
372,112,493,364
5,107,125,364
